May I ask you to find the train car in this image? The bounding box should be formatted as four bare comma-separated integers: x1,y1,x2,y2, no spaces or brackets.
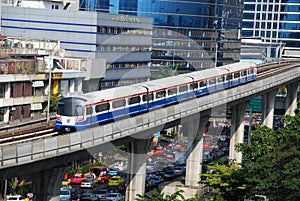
55,62,256,132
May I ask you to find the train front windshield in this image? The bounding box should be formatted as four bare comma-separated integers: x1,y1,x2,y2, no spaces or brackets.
57,97,86,116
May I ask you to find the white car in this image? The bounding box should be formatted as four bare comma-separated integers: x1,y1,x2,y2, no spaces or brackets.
80,178,97,189
6,195,26,201
105,193,125,201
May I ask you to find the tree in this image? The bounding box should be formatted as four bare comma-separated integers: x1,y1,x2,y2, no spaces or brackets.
136,189,197,201
49,92,63,113
236,105,300,201
200,161,249,201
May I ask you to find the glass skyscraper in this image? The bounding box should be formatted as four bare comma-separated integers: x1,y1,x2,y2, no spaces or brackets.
243,0,300,58
79,0,244,73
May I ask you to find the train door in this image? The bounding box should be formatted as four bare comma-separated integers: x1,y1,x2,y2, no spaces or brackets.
153,90,166,109
85,106,94,128
142,92,154,111
233,71,241,86
225,74,233,88
207,77,217,94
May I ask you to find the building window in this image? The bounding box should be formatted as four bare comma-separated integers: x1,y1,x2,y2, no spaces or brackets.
52,4,59,9
0,84,5,98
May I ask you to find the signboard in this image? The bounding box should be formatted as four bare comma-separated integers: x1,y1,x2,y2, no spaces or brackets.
247,98,262,112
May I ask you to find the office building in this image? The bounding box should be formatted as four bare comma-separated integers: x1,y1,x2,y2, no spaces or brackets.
242,0,300,59
77,0,245,74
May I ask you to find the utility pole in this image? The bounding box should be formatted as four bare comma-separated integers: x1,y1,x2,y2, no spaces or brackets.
46,58,52,123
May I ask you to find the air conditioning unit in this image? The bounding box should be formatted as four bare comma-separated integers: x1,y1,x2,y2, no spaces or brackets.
4,39,13,47
13,42,22,48
26,43,33,49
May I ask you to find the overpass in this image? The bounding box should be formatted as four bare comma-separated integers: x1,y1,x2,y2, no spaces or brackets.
0,62,299,201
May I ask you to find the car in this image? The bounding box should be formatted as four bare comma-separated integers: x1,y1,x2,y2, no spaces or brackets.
79,192,99,201
148,175,164,186
108,176,124,186
108,168,120,176
174,166,185,176
105,193,125,201
95,189,109,200
7,195,26,201
80,178,97,189
163,169,176,180
60,188,78,201
70,173,86,185
61,180,72,190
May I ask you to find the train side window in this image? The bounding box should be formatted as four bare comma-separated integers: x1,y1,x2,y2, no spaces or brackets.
190,83,198,90
208,78,216,85
242,70,247,76
156,90,166,99
168,87,178,96
95,103,110,113
179,85,188,93
234,72,240,78
217,76,225,82
142,93,154,102
200,80,207,87
128,96,141,105
226,74,232,81
86,106,93,115
112,99,126,108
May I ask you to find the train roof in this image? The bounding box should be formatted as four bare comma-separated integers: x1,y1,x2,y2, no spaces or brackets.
66,61,256,104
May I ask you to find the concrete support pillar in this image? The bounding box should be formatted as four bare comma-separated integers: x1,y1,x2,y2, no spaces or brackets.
285,82,299,116
182,114,209,187
30,166,68,201
229,102,248,163
69,79,75,93
3,107,9,122
77,79,83,93
125,138,152,201
5,83,10,99
262,90,277,128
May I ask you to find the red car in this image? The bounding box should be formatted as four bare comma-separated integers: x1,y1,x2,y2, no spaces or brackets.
70,173,86,185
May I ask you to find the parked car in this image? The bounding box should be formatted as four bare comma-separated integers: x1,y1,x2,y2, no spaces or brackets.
105,193,125,201
70,173,86,185
79,192,99,201
80,178,97,189
108,176,124,186
95,189,109,200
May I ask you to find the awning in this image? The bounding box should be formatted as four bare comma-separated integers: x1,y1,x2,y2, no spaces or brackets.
32,81,44,87
31,103,42,110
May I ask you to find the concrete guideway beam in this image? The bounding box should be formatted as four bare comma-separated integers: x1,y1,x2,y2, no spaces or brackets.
229,102,248,163
182,114,209,187
285,82,299,116
262,90,277,128
125,138,152,201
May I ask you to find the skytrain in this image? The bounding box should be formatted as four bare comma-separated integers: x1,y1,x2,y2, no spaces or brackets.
55,62,257,132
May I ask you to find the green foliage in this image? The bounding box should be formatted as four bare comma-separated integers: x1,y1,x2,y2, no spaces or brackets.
235,105,300,201
200,161,249,201
136,189,190,201
49,92,63,113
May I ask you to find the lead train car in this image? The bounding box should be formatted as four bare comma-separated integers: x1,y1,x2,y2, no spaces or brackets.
56,62,257,132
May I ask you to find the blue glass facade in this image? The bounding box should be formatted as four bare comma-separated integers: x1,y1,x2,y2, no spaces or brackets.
80,0,244,71
242,0,300,57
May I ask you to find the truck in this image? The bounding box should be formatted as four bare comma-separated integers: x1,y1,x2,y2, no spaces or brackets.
89,166,110,183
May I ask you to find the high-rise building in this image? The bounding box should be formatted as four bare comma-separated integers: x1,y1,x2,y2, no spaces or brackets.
242,0,300,59
78,0,245,73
